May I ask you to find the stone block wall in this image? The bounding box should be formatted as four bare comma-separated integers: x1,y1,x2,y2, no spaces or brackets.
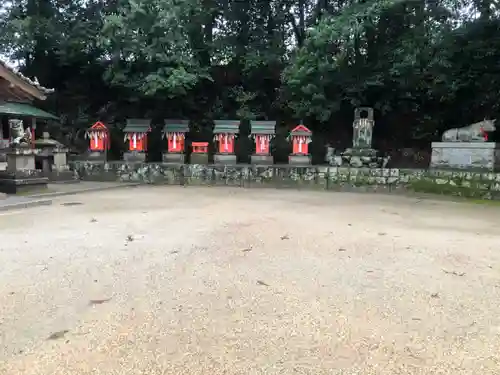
69,161,500,200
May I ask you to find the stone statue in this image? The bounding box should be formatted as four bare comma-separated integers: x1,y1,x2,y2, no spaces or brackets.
325,145,343,166
9,119,32,147
352,107,374,149
325,145,335,165
441,119,496,142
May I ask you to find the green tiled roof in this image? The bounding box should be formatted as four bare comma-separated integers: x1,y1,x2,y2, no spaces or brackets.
0,102,58,120
124,119,151,132
250,120,276,134
214,120,240,134
163,119,189,133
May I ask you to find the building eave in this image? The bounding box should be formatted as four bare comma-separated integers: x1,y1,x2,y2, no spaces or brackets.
0,60,55,101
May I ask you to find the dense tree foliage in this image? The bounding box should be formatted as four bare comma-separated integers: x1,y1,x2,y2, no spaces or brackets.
0,0,499,156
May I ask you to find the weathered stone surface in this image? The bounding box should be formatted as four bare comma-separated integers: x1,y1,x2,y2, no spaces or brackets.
123,151,146,163
250,155,273,165
69,161,500,200
214,154,237,165
431,142,500,171
163,153,185,164
288,154,311,165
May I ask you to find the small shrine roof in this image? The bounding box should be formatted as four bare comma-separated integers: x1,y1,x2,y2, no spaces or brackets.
89,121,108,130
124,119,151,133
250,120,276,134
214,120,240,134
163,119,189,133
290,124,312,136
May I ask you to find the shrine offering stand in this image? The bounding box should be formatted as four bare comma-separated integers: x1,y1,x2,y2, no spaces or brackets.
190,142,209,164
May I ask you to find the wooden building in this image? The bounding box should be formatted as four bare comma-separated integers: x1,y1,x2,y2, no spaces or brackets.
0,59,57,151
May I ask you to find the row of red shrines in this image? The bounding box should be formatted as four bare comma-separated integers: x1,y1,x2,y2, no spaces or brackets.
86,122,312,156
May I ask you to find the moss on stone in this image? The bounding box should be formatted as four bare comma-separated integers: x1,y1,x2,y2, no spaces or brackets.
409,178,490,199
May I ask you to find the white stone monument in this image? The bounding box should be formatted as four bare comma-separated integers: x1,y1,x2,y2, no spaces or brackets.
431,119,498,171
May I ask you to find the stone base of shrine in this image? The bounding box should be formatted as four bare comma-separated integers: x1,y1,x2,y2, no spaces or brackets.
190,153,209,165
123,151,146,163
214,153,237,165
163,153,185,164
0,170,48,194
251,154,274,165
289,154,311,165
85,151,107,161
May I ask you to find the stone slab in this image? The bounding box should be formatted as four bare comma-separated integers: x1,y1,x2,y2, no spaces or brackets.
123,152,146,162
431,142,500,171
53,152,67,168
288,154,312,165
163,153,186,163
43,170,78,183
0,197,52,212
214,154,237,165
85,151,107,161
190,153,209,165
431,142,498,149
0,176,49,195
251,155,274,165
7,152,35,172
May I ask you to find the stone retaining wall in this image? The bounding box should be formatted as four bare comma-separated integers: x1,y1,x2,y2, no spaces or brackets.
69,161,500,199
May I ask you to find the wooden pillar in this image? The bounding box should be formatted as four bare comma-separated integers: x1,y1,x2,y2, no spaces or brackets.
31,118,36,149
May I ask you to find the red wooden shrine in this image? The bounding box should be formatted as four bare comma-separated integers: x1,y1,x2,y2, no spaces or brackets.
192,142,209,153
166,133,186,153
290,124,312,155
215,134,236,154
255,135,272,155
125,132,149,151
86,122,110,152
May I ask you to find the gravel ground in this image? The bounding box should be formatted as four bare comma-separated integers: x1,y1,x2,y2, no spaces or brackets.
1,186,500,375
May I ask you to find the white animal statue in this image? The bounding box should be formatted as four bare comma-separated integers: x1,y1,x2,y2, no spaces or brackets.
441,119,496,142
9,119,32,147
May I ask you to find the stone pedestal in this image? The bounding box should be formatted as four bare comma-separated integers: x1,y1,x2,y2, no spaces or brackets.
339,148,389,168
53,150,68,168
431,142,500,171
214,153,237,165
190,153,209,165
7,151,35,172
251,154,274,165
0,148,48,194
163,153,185,164
36,147,76,183
123,151,146,162
85,151,106,161
289,154,312,165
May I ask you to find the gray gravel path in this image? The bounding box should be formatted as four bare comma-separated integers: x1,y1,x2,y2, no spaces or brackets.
1,186,500,374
